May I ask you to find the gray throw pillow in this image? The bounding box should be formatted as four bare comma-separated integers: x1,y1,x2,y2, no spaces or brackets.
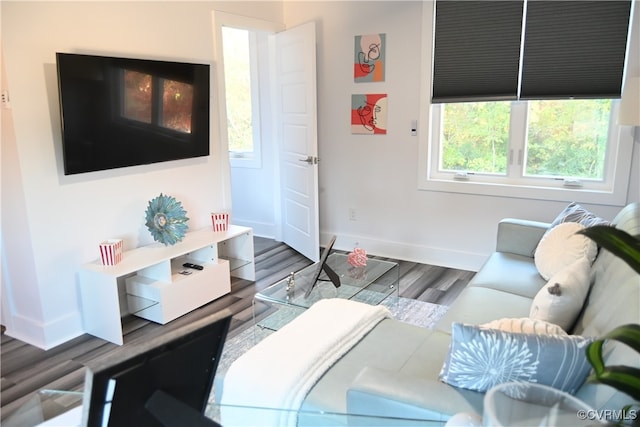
550,202,609,228
439,323,593,394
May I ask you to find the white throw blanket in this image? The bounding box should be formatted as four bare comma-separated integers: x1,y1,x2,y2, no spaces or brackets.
220,298,391,426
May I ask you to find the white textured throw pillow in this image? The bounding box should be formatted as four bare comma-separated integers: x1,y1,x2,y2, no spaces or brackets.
530,256,592,332
534,222,597,280
481,317,567,336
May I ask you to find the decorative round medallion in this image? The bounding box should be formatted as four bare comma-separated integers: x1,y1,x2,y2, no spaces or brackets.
145,193,189,246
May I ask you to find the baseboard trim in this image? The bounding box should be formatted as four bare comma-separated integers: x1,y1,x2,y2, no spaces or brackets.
231,219,275,240
5,311,83,350
323,232,486,272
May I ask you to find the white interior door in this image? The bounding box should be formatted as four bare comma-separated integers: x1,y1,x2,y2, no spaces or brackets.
274,22,320,261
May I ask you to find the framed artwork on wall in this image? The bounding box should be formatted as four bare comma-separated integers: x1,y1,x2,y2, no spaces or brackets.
354,33,386,82
351,94,388,135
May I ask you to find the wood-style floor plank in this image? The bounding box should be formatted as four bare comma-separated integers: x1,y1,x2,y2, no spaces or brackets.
0,238,473,421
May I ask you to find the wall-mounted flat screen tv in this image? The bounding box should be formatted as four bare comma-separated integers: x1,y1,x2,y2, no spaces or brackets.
56,53,210,175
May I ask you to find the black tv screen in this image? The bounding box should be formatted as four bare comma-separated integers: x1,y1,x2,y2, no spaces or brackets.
81,310,231,427
56,53,210,175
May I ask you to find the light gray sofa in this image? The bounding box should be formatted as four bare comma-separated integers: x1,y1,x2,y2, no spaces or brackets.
297,202,640,424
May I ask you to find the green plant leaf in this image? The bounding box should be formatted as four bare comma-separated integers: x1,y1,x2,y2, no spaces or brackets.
586,325,640,373
578,226,640,275
586,325,640,403
586,339,606,374
601,324,640,354
587,366,640,402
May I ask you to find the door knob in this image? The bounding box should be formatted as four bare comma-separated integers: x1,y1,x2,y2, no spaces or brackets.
299,156,318,165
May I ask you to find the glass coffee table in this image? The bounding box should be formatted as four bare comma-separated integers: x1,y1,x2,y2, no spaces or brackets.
6,389,444,427
3,389,84,427
254,253,399,330
206,402,445,426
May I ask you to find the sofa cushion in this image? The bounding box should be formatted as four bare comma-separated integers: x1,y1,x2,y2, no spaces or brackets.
574,202,640,338
439,323,593,394
347,367,484,422
467,252,546,299
302,318,439,414
550,201,610,229
481,317,567,335
570,202,640,413
530,256,592,332
435,286,535,334
534,222,597,280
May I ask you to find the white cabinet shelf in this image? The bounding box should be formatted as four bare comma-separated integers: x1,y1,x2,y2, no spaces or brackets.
79,225,254,345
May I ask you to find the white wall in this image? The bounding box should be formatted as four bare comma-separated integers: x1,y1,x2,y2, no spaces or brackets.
283,1,640,270
1,0,638,349
1,1,283,349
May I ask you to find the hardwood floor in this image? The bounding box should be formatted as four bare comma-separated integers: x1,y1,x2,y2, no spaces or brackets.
0,238,474,421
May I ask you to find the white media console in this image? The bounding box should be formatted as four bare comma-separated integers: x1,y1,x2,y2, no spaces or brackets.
79,225,254,345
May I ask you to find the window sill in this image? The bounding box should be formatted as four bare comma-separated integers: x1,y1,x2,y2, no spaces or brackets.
418,176,630,207
417,123,636,208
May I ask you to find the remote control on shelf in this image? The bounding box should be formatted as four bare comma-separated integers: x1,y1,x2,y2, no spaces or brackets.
182,262,204,270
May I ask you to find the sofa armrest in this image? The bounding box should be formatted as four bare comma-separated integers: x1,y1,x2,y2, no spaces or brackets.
496,218,550,257
346,367,483,424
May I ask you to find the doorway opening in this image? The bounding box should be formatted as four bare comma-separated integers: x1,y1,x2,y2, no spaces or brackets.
213,12,319,261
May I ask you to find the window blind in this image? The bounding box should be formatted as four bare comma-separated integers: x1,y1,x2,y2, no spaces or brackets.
431,0,632,103
521,1,632,100
432,1,524,103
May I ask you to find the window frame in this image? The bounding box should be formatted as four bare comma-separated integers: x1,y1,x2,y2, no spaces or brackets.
418,1,634,207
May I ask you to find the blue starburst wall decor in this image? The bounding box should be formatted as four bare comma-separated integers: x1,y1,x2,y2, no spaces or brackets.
145,193,189,246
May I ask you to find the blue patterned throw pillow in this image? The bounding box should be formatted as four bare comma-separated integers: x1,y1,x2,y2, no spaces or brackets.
439,323,593,394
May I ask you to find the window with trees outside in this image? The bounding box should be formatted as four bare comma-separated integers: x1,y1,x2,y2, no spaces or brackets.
425,97,633,205
431,99,618,182
420,1,634,206
222,26,262,168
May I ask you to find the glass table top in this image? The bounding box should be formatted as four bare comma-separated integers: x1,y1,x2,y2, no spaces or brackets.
255,253,399,309
207,401,446,426
5,389,446,427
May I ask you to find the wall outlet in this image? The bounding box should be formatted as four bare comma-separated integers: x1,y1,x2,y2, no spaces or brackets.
1,90,11,109
349,208,357,221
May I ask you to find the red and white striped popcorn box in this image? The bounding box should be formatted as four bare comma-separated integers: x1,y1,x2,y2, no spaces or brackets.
99,239,123,266
211,212,229,232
